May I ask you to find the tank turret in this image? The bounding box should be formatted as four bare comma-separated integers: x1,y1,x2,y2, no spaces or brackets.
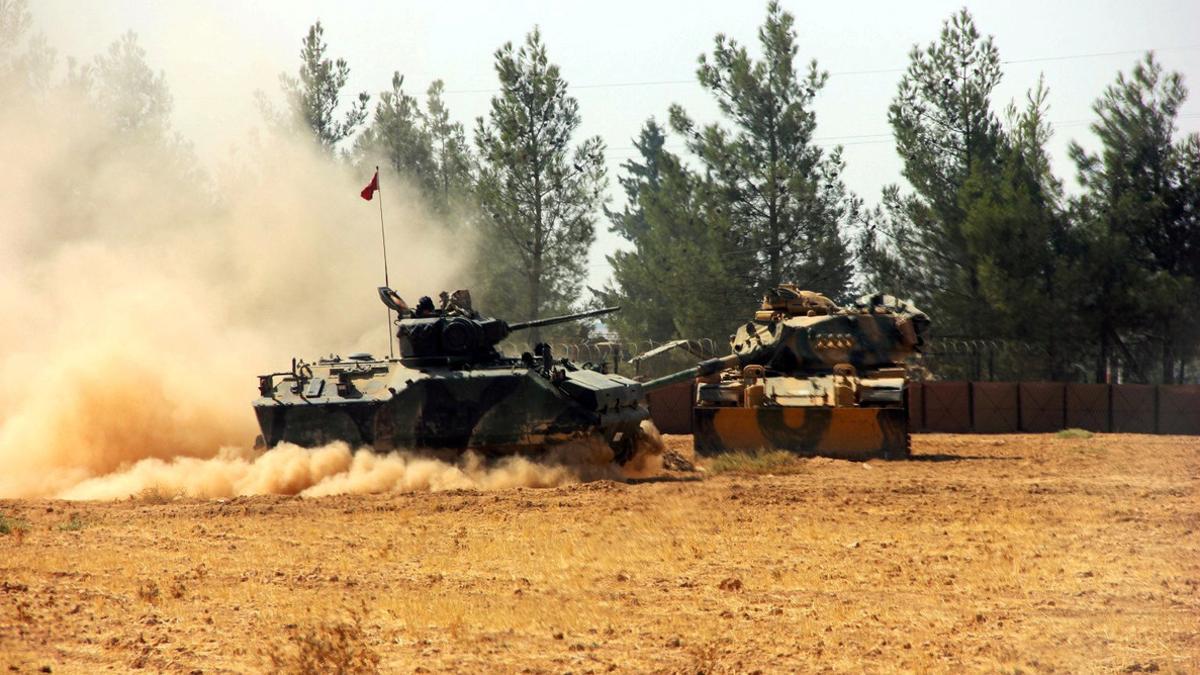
379,287,618,364
642,288,929,391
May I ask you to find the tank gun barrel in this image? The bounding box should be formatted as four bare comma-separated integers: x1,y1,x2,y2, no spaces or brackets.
508,306,620,332
639,322,780,392
640,353,745,392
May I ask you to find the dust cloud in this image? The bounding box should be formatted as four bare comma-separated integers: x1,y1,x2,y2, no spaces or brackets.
1,9,671,501
56,443,619,501
0,33,482,498
50,425,664,500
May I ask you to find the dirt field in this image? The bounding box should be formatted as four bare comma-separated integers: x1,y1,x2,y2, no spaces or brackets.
1,433,1197,673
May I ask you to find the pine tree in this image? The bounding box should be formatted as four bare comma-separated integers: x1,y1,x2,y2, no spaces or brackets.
668,1,858,301
959,79,1080,378
600,120,678,341
90,32,173,140
1069,53,1200,382
638,154,752,340
473,28,606,342
266,21,368,152
2,23,206,254
0,0,54,95
424,80,474,212
354,73,436,191
600,119,751,343
353,77,474,219
866,8,1005,346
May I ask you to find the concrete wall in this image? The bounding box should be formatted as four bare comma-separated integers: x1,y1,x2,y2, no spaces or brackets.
907,382,1200,435
647,380,1200,435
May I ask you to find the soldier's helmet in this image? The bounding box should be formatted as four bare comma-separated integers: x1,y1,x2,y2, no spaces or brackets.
761,284,837,317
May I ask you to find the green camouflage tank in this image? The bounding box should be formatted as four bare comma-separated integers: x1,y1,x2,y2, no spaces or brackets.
253,288,650,463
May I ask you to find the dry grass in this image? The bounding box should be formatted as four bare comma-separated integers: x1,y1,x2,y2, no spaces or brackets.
703,448,811,475
136,579,160,604
263,604,381,675
0,433,1197,673
1056,428,1095,439
133,486,177,504
0,512,29,536
57,513,85,532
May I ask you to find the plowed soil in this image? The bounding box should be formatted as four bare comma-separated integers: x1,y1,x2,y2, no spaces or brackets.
2,433,1198,673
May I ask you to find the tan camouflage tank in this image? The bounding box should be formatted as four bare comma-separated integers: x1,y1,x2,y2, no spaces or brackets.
642,285,930,459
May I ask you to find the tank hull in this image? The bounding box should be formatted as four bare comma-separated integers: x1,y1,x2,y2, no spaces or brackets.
254,359,649,460
692,406,910,460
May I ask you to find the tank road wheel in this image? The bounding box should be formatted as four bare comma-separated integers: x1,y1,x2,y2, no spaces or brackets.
608,424,640,465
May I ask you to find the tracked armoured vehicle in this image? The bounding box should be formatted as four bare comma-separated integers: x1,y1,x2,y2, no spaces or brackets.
642,286,930,459
253,288,652,463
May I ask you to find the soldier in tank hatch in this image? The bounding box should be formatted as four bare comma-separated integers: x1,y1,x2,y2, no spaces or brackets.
414,296,437,318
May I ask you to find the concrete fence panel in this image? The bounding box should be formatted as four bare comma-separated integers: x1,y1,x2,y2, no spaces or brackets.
1019,383,1066,433
1065,383,1110,432
971,382,1019,433
1157,385,1200,435
1111,384,1157,433
923,381,972,433
645,380,1200,437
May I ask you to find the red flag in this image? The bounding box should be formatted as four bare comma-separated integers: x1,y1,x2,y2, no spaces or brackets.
360,169,379,201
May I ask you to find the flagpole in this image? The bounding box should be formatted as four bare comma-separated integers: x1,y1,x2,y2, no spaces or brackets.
376,166,394,359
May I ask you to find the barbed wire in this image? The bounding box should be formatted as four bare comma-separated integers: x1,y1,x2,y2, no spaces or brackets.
499,337,727,363
923,337,1044,355
499,335,1056,361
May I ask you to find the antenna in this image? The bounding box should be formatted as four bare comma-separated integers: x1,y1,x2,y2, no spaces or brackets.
375,166,394,359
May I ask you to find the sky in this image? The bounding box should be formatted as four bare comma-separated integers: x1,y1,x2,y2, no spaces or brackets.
29,0,1200,290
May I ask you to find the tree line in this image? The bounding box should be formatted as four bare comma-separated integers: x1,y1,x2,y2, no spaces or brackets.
3,1,1197,382
602,5,1199,384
